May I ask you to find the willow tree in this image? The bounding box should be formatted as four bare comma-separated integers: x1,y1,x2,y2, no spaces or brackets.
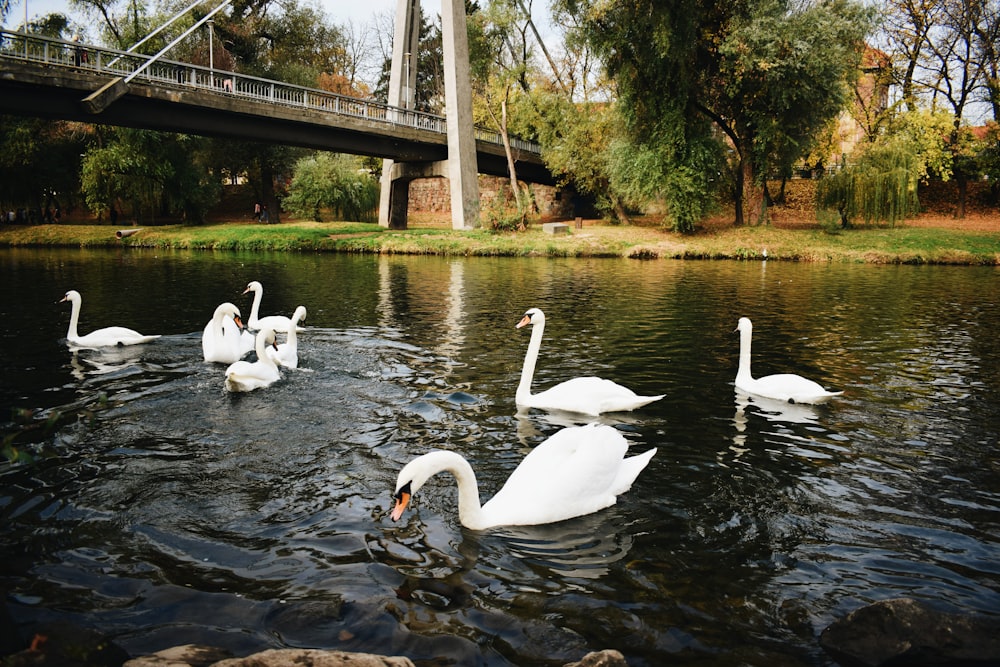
816,143,920,226
282,153,379,222
557,0,874,228
816,108,952,226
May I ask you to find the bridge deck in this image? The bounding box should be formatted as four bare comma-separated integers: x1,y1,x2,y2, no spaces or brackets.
0,30,553,184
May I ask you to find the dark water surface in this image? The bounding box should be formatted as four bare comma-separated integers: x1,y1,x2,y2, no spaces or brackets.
1,247,998,666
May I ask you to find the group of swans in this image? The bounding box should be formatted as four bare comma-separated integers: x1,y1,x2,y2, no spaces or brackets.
58,283,305,394
392,307,665,530
58,290,840,531
203,282,307,392
392,308,842,531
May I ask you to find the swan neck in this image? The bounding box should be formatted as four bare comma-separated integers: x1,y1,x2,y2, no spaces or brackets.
516,321,545,404
737,327,754,382
212,309,227,335
67,297,81,339
249,289,262,324
427,451,486,529
255,334,277,368
451,455,486,529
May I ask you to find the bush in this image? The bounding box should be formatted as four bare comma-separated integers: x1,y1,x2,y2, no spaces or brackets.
282,153,379,222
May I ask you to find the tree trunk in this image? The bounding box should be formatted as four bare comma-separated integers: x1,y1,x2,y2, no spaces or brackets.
611,195,632,224
260,161,279,224
741,159,766,226
956,176,967,219
734,157,745,226
775,177,786,204
500,98,521,208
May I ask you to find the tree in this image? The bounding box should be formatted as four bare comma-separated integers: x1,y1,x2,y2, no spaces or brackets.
881,0,943,111
69,0,151,49
971,0,1000,122
816,142,921,226
281,153,379,222
816,107,953,225
470,0,535,210
80,128,219,223
0,117,88,216
558,0,874,228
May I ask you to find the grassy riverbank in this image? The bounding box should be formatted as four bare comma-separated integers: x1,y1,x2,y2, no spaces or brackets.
2,214,999,264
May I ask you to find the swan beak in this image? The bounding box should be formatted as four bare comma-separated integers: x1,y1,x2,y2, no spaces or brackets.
234,315,246,331
391,483,412,522
516,314,531,329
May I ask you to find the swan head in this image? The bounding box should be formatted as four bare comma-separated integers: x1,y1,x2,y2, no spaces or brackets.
259,327,279,350
243,280,263,295
736,317,752,334
216,302,241,317
516,307,545,329
59,290,81,305
391,450,454,522
292,305,307,324
390,481,413,521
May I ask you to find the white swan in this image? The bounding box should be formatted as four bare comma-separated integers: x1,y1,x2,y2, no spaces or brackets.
514,308,664,415
266,305,307,369
391,423,657,530
202,302,246,364
243,280,302,333
734,317,842,404
59,290,160,348
224,327,281,392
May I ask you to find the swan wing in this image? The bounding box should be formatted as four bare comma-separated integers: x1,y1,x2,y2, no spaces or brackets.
743,373,842,404
224,360,280,392
528,377,665,415
203,318,243,363
266,342,298,369
482,424,649,526
238,330,255,356
254,315,303,334
72,327,159,348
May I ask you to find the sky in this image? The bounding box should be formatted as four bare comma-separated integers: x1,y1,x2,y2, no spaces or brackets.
12,0,416,31
10,0,555,47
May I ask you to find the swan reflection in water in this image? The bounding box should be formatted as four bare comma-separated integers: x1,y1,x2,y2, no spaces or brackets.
513,408,647,446
734,389,821,427
376,504,637,599
495,517,636,582
727,389,821,464
68,345,148,380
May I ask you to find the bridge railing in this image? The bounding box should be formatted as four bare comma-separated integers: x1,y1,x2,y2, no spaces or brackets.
0,29,542,155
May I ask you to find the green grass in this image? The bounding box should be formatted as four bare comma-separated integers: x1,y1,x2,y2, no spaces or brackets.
1,219,997,264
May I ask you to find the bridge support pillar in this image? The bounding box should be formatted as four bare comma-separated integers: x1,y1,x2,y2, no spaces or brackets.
384,175,410,230
379,0,480,230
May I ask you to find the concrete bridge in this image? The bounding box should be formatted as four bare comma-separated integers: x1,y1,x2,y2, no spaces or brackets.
0,21,553,228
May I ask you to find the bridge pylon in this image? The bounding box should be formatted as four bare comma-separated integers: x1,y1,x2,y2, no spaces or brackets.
378,0,480,230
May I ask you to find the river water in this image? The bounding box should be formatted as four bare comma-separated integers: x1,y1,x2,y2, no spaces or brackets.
1,247,998,666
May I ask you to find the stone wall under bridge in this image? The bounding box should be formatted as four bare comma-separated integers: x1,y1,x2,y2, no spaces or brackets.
406,175,571,222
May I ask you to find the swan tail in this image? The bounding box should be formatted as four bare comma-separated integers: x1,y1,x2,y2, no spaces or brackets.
610,447,657,496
